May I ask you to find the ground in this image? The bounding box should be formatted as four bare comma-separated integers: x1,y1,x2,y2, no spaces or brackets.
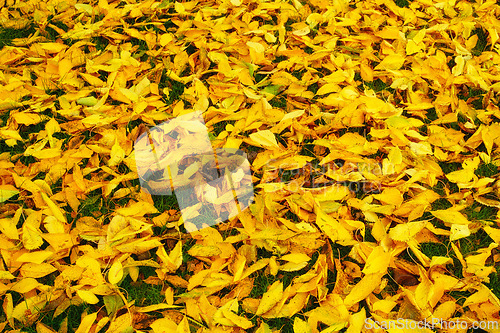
1,0,500,332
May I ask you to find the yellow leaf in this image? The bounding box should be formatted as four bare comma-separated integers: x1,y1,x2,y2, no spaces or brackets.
188,270,210,291
77,289,100,304
280,253,310,264
409,141,433,156
431,210,469,225
16,251,53,264
31,148,61,159
12,293,47,322
76,96,98,106
340,86,359,100
11,113,41,125
135,303,182,312
75,312,98,333
223,308,254,329
0,218,19,239
344,272,384,308
0,185,19,203
0,129,23,141
446,168,475,184
415,268,433,309
433,301,456,320
37,322,57,333
43,216,65,234
450,224,470,241
373,188,403,207
176,316,191,333
0,270,15,279
20,263,57,278
362,246,391,275
116,201,158,216
22,222,44,250
174,2,185,13
388,221,426,243
293,317,312,333
159,33,174,46
232,253,246,282
249,130,279,149
4,292,13,327
39,42,68,53
165,241,183,271
118,87,139,103
463,286,490,308
108,261,123,285
102,312,132,333
79,73,105,87
106,215,128,243
129,266,139,282
188,244,222,257
150,318,178,333
484,226,500,243
256,281,283,315
246,41,265,53
41,192,67,223
115,238,162,253
465,243,497,278
108,139,125,167
10,278,41,293
375,54,405,70
429,256,453,267
346,309,365,333
315,209,352,244
96,317,110,333
406,40,423,55
279,261,308,272
214,299,240,326
292,24,310,36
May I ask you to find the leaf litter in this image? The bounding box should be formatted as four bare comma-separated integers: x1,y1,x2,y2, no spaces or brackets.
0,0,500,332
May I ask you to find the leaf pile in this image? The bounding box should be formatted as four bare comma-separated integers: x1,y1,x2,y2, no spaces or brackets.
1,0,500,331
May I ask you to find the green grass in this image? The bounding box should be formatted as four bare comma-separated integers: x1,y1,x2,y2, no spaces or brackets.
120,266,164,307
159,71,187,104
363,78,391,92
486,266,500,299
246,255,321,333
449,290,473,306
0,23,37,49
263,317,294,333
471,28,489,56
435,162,461,194
249,271,280,298
2,6,499,332
419,242,449,258
431,197,453,210
420,241,465,278
210,120,236,138
182,238,196,264
406,226,496,281
44,19,69,40
457,229,494,256
152,193,179,212
19,304,90,333
395,0,410,7
438,161,462,174
0,140,26,161
475,163,498,177
90,36,110,52
463,202,498,222
74,193,105,219
248,251,320,300
364,223,377,242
